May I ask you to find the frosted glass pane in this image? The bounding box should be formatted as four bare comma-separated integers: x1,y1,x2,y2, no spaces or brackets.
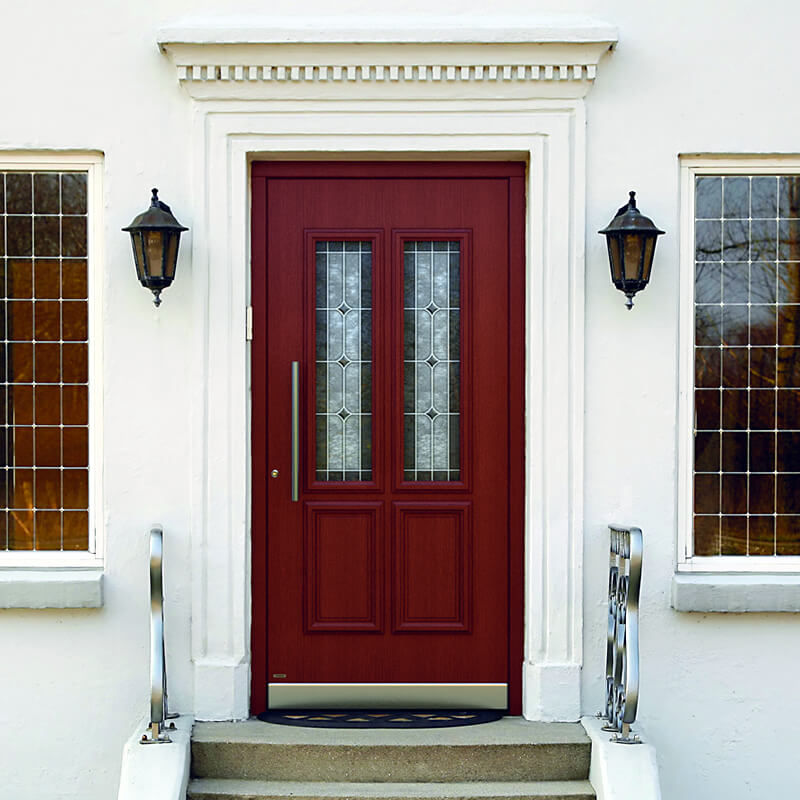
315,241,372,481
404,241,460,481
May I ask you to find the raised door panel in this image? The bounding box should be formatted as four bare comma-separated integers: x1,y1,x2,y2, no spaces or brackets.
393,501,472,631
305,502,383,631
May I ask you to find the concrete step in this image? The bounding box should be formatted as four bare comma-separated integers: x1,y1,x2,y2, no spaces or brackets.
191,719,591,783
187,778,596,800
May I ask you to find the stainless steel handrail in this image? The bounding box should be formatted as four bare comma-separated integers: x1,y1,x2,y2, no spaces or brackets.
601,524,643,744
141,526,175,744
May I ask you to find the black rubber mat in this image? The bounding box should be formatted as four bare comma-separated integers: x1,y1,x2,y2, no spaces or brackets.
257,710,503,728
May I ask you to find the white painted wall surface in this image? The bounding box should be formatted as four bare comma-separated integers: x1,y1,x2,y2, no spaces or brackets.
0,2,797,800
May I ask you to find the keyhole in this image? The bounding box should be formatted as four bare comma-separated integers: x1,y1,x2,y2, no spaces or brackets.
271,469,279,478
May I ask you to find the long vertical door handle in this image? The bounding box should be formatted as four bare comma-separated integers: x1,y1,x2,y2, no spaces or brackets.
291,361,300,502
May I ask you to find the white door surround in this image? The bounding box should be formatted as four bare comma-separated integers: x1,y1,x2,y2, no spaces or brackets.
158,15,617,721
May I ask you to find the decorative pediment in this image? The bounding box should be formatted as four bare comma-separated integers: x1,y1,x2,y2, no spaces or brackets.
158,15,617,101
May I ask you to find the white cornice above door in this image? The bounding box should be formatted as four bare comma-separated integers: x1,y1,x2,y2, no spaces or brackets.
157,15,617,101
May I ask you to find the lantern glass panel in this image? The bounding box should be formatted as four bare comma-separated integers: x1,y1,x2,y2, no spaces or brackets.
641,236,656,283
132,233,146,282
608,237,623,282
145,231,165,278
623,233,645,281
164,231,179,280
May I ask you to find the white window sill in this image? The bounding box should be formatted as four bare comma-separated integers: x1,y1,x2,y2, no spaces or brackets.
671,572,800,613
0,568,104,608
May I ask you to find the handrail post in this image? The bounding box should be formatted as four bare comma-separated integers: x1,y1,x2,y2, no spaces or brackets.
599,524,643,745
140,525,175,745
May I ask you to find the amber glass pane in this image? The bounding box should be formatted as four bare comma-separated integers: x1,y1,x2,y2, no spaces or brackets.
721,474,746,514
63,429,88,467
9,259,32,297
35,427,61,468
721,515,747,555
34,301,59,341
63,469,88,508
34,511,61,550
62,343,88,383
62,385,88,425
34,260,60,299
35,469,61,510
63,511,88,550
9,301,33,341
13,429,34,466
62,302,88,341
11,385,33,425
694,474,719,514
749,474,775,515
693,515,719,556
10,469,33,508
749,516,775,555
34,343,59,382
34,385,60,425
61,260,88,300
9,509,33,549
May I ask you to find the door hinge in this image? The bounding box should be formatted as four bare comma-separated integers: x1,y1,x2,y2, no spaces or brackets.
246,305,253,341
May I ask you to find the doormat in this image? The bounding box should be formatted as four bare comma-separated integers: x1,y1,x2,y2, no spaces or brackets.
257,710,503,728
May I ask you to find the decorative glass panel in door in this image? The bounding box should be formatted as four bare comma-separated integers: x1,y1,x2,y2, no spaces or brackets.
315,241,372,481
403,241,460,481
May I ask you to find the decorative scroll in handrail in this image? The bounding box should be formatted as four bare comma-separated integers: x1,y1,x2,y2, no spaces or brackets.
141,526,176,745
601,524,643,744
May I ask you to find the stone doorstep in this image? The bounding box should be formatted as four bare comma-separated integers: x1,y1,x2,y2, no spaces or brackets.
191,719,591,747
190,719,593,785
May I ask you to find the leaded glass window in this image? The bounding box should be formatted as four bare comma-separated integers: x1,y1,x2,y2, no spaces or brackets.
315,241,372,481
403,241,460,482
694,174,800,555
0,170,90,551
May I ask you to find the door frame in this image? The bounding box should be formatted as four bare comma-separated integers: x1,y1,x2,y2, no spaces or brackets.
250,161,526,714
161,21,614,720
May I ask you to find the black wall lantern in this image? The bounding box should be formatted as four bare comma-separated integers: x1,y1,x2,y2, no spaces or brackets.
123,188,188,307
599,191,665,310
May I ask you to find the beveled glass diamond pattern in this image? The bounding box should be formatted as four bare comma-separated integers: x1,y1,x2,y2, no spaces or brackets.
315,241,372,481
403,241,460,482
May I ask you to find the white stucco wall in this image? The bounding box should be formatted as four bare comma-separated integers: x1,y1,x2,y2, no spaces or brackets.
0,2,798,800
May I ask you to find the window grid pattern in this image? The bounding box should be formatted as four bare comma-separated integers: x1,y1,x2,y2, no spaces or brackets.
694,174,800,556
403,241,460,482
0,171,89,551
315,241,372,481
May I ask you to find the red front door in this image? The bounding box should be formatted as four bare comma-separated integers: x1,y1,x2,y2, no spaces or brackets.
251,162,524,713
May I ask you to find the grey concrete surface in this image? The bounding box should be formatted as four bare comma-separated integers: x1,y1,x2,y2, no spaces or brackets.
191,719,591,784
192,719,590,747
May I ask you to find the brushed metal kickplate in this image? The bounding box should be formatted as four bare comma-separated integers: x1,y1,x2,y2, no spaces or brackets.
267,683,507,709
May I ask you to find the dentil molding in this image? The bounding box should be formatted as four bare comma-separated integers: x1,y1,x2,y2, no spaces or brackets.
158,15,617,100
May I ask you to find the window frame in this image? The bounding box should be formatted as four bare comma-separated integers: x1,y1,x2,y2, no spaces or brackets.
679,155,800,573
0,152,103,568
